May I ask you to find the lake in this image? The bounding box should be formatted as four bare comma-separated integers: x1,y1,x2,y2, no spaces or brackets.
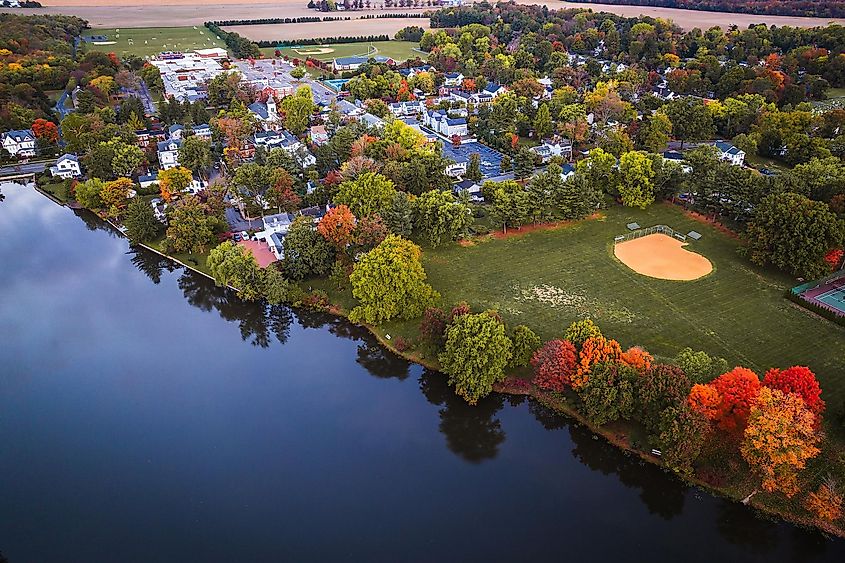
1,182,844,562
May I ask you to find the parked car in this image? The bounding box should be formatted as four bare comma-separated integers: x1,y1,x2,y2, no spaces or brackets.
241,231,249,241
233,232,241,242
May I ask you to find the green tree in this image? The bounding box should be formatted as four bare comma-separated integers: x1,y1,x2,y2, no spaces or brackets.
564,318,602,348
510,324,541,368
335,172,396,218
412,189,472,247
514,147,535,180
385,191,414,237
282,85,316,135
533,102,552,140
110,140,144,178
490,182,531,233
123,196,162,243
674,347,728,384
165,196,220,254
576,147,618,197
637,112,672,153
618,151,655,209
580,362,637,425
439,311,513,405
283,216,334,280
349,235,440,324
745,192,844,279
74,178,105,209
207,240,264,301
664,97,714,148
178,136,212,175
655,404,708,475
466,152,482,182
290,66,306,80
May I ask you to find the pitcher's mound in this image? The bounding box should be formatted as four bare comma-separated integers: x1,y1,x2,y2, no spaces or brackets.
614,233,712,281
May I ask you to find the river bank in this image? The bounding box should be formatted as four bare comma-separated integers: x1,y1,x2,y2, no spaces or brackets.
23,182,845,541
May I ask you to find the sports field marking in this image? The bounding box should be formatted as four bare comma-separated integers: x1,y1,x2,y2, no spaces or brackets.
615,233,713,281
294,47,335,55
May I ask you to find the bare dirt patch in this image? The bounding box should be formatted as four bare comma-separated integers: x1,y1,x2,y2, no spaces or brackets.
614,233,712,281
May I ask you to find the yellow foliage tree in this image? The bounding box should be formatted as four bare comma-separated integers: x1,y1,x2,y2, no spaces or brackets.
741,387,821,497
158,166,193,203
804,479,843,523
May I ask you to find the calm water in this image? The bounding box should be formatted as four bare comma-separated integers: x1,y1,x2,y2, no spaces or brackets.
1,182,844,563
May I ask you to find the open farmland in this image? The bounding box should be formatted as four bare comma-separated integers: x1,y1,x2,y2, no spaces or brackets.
224,18,430,42
82,26,226,58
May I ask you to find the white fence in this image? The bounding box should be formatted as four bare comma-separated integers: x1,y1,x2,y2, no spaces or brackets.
614,224,686,244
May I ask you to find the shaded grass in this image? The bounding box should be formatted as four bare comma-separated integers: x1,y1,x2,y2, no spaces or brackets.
82,27,226,59
421,203,845,415
146,236,212,277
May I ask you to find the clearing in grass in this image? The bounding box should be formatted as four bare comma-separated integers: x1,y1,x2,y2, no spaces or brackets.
264,41,422,63
82,27,226,59
614,233,713,281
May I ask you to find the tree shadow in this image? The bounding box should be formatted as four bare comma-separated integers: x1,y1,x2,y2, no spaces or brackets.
419,369,506,464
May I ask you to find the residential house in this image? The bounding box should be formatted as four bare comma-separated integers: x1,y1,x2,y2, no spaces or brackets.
360,113,386,130
388,100,427,117
714,140,746,166
309,125,329,146
168,124,185,140
149,197,168,222
530,138,573,163
335,99,365,119
454,178,483,202
135,128,168,149
255,212,296,260
444,72,464,87
191,123,212,141
560,163,576,181
444,153,468,177
423,110,468,138
157,138,182,170
2,129,36,157
49,154,82,179
248,94,281,132
253,130,316,168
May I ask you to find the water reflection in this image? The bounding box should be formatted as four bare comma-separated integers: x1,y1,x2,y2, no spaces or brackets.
419,370,506,463
129,248,176,285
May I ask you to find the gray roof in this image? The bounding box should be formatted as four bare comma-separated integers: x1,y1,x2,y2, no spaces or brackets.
157,139,182,151
57,153,78,163
715,140,742,155
248,101,269,120
3,129,33,142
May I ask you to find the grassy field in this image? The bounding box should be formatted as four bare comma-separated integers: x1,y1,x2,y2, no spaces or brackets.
81,26,226,59
376,203,845,412
260,41,422,63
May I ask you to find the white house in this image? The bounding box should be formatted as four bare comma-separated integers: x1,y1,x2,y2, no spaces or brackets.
454,178,483,202
157,139,182,170
714,140,746,166
309,125,329,146
254,130,316,168
388,100,427,117
191,123,213,141
254,212,296,259
423,110,468,138
530,139,573,163
360,113,386,131
248,94,281,132
444,72,464,87
2,129,36,157
332,55,394,72
168,124,185,140
49,154,82,179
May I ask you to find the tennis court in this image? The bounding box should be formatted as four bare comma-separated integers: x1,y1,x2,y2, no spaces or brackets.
794,274,845,316
815,285,845,314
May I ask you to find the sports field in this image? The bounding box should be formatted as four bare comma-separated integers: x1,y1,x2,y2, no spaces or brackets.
81,27,226,59
260,41,422,63
418,204,845,411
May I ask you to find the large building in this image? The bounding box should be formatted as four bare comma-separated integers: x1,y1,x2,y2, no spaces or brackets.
150,52,226,102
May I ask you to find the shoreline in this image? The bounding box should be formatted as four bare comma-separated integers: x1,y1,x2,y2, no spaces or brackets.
26,183,844,540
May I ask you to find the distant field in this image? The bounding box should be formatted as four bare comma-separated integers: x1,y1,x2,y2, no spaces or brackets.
223,19,430,42
377,204,845,414
82,27,226,59
260,41,422,63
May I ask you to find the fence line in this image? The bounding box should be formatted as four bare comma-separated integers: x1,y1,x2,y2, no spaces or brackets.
614,224,687,244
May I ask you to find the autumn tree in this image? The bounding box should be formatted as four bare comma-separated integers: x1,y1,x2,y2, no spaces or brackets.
708,367,762,434
655,403,709,475
804,478,843,522
688,383,721,421
207,241,264,301
741,387,821,497
317,204,357,252
620,346,653,372
264,177,301,214
510,325,541,368
762,366,826,423
439,311,513,405
419,306,449,347
353,213,389,250
530,339,578,391
349,235,439,324
572,336,622,390
100,177,134,212
31,118,59,143
158,166,193,202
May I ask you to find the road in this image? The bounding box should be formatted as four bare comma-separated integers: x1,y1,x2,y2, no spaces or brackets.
0,161,51,178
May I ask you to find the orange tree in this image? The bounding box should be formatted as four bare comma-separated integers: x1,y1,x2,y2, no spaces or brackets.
709,367,761,434
740,387,821,497
804,479,843,522
573,336,622,390
317,204,356,253
762,366,826,423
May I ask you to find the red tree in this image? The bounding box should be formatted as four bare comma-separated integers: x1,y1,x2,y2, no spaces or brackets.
531,339,578,392
710,367,761,433
31,118,59,143
763,366,825,422
317,204,356,250
354,213,388,249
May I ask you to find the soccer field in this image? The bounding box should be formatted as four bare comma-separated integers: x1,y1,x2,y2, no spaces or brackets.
261,41,422,63
82,27,226,59
419,204,845,413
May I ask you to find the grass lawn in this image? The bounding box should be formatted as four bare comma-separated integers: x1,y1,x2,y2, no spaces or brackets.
260,40,421,63
146,236,212,277
82,27,226,59
744,153,791,173
410,203,845,414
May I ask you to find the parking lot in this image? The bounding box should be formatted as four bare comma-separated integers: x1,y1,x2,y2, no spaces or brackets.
232,59,336,107
440,141,505,179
